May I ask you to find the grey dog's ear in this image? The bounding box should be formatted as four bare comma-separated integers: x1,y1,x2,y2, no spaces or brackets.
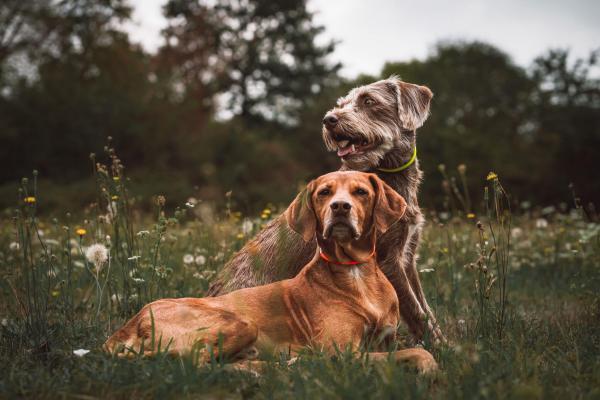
391,77,433,131
368,174,407,234
285,181,317,242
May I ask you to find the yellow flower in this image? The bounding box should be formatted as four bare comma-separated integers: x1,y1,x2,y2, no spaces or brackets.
113,176,120,182
24,196,36,204
76,228,87,237
111,195,119,201
467,213,476,219
51,290,60,297
486,172,498,181
236,233,245,239
262,208,271,215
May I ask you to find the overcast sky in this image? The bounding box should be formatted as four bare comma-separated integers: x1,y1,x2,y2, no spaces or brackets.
126,0,600,77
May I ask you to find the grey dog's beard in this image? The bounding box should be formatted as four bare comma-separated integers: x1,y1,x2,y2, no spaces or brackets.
340,142,391,171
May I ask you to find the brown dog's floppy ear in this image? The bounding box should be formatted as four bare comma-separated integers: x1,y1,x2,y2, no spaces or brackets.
391,76,433,131
285,181,317,242
369,174,407,234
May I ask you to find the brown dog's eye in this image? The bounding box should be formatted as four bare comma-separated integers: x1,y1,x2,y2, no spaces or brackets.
364,97,375,106
354,188,368,196
318,188,331,196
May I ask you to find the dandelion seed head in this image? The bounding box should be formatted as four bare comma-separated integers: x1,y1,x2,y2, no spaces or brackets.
183,254,194,265
85,243,108,270
195,255,206,266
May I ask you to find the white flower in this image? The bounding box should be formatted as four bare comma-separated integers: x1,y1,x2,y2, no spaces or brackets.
183,254,194,265
185,197,198,208
73,261,85,268
9,242,20,251
242,219,254,235
45,239,60,246
127,255,140,261
132,277,145,284
535,218,548,229
37,229,45,237
1,318,8,326
195,255,206,266
136,230,150,237
419,268,435,273
85,244,109,270
73,349,90,357
510,227,523,239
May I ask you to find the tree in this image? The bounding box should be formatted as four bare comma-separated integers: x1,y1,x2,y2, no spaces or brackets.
160,0,340,123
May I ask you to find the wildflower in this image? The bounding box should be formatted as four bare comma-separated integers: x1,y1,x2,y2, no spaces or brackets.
1,318,7,326
85,243,109,270
535,218,548,229
73,349,90,357
437,164,446,173
132,277,145,284
486,172,498,181
136,230,150,237
113,176,120,182
73,261,85,268
24,196,36,204
237,233,245,239
127,255,140,261
51,290,60,297
466,213,476,219
9,242,20,251
242,219,253,235
111,195,119,201
419,268,435,273
195,255,206,266
76,228,87,237
185,197,198,208
183,254,194,265
511,227,523,239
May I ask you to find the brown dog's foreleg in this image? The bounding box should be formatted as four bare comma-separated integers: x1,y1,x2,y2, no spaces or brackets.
368,349,438,374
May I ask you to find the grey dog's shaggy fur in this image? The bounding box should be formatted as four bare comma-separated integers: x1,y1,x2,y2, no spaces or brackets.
207,77,444,343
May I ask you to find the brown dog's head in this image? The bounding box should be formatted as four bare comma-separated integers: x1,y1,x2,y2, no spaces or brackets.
285,171,407,244
322,76,432,171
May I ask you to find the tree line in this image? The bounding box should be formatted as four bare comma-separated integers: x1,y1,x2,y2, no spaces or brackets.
0,0,598,213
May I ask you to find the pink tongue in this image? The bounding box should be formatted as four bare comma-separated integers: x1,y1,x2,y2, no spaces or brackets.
337,145,355,157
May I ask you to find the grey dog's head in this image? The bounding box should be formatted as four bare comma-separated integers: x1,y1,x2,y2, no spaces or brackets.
322,76,433,171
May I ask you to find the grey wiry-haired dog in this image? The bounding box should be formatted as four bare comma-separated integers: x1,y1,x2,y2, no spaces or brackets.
208,76,444,344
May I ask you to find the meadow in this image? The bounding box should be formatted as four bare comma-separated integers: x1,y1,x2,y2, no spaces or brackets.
0,147,598,399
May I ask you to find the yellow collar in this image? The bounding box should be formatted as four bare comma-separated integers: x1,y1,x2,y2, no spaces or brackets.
377,147,417,173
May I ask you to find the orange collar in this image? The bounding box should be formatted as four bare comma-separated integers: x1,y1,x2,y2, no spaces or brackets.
319,246,376,266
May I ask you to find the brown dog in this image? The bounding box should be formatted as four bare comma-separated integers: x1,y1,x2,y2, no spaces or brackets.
208,77,444,343
104,172,437,373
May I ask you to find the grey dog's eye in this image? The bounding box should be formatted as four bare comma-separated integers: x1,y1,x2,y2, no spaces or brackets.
364,97,375,106
318,188,331,196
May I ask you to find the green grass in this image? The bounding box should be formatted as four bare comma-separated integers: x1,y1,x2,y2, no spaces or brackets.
1,152,599,399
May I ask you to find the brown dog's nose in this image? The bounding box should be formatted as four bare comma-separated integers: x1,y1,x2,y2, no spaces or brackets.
323,114,338,128
330,201,351,214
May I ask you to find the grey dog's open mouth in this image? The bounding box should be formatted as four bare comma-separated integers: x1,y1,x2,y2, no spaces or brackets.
332,134,373,158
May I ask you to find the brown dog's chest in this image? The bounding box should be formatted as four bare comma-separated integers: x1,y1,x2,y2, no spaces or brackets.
288,266,400,349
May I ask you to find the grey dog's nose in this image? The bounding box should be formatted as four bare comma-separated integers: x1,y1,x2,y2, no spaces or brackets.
330,201,351,213
323,114,338,127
